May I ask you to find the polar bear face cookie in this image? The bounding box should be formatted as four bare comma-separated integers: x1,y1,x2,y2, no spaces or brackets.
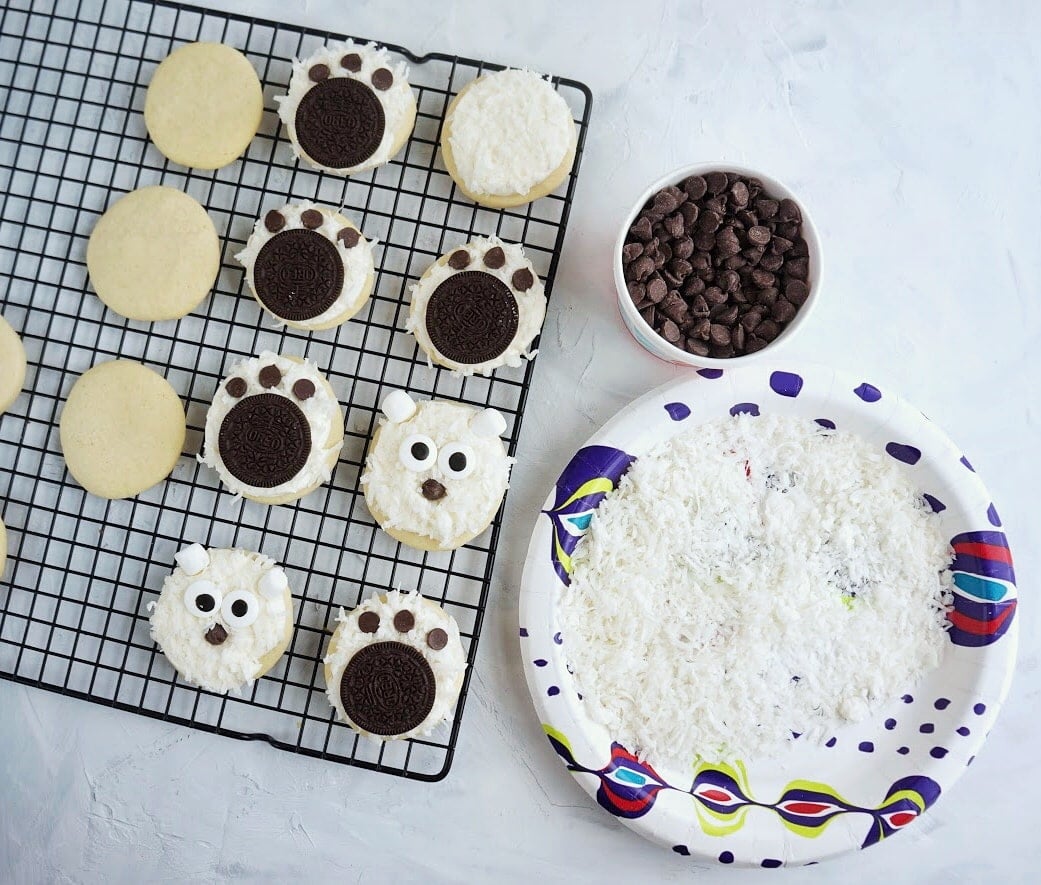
324,591,466,740
361,390,512,551
148,544,295,694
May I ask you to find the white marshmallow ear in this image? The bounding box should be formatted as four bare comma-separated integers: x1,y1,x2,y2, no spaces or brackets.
174,543,210,576
259,567,289,599
382,389,417,424
470,408,507,439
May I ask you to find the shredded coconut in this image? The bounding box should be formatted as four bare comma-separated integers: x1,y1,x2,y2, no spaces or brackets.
557,414,954,765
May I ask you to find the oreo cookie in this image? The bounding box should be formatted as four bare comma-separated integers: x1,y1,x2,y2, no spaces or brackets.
253,228,344,322
339,640,436,736
217,393,312,488
295,77,385,169
425,271,519,365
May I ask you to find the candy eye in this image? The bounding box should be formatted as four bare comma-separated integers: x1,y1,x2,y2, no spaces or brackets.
399,434,437,471
221,589,259,630
438,442,474,479
184,580,222,618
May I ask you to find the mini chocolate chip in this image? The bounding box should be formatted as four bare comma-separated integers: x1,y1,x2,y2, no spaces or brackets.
427,628,449,651
755,199,778,218
358,611,380,633
646,277,667,303
736,209,758,228
731,287,750,304
715,227,741,256
786,257,809,280
747,225,772,246
685,337,710,356
626,281,646,306
710,342,735,358
258,365,282,388
790,236,809,257
693,317,712,340
507,268,534,294
697,210,722,233
337,227,360,248
301,209,323,229
205,623,228,645
691,294,710,316
672,236,694,260
683,277,706,299
732,323,746,351
682,175,708,200
746,335,768,353
264,210,285,233
772,298,797,323
751,268,776,289
393,609,415,632
664,213,685,238
778,198,802,223
759,251,784,272
225,377,247,398
652,189,681,215
729,180,749,208
705,171,728,195
629,216,653,241
667,258,692,281
757,286,780,307
717,304,740,325
292,379,316,400
719,269,740,293
709,324,731,346
755,319,781,341
776,222,799,240
483,246,506,269
678,202,699,228
371,68,394,90
622,242,643,263
309,63,330,82
724,254,747,270
631,255,655,280
341,53,362,72
703,286,726,306
421,478,447,500
771,236,793,254
786,279,810,305
741,310,763,331
639,304,656,326
660,319,681,343
448,249,471,270
693,231,716,251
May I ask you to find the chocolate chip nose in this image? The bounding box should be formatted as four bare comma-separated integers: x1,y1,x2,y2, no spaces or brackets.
205,623,228,646
421,479,446,501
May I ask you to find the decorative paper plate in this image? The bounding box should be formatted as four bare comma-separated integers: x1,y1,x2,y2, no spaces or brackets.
519,364,1017,867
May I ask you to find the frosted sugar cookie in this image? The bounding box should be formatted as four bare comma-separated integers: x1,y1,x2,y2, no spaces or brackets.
276,42,416,175
441,68,577,208
86,186,220,322
324,591,466,740
407,236,546,376
149,544,295,694
145,42,263,169
235,202,375,331
59,360,186,499
200,352,344,505
0,314,26,413
362,390,511,551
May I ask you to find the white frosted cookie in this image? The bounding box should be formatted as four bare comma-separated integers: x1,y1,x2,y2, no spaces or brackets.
60,360,186,499
200,352,344,506
361,390,512,551
276,42,416,175
324,591,466,740
86,186,220,322
145,42,263,169
407,236,546,376
149,544,295,694
0,314,27,413
235,202,375,331
441,69,577,208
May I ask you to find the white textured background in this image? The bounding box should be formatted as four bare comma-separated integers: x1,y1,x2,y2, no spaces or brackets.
2,0,1039,881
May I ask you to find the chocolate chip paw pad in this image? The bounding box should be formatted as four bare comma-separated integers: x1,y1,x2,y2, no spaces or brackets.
407,236,547,376
276,42,416,175
235,202,374,331
201,351,344,506
324,591,466,740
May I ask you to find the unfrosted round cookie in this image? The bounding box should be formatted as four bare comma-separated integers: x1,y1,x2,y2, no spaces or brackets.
0,314,27,413
60,360,186,499
276,42,416,175
324,591,466,740
87,186,220,322
145,42,263,169
200,352,344,505
407,237,546,376
441,69,577,208
361,390,512,551
235,202,374,331
149,544,295,694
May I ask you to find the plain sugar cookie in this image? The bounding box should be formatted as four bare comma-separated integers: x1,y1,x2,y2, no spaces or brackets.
441,69,577,208
145,42,263,169
87,186,220,322
0,315,27,413
149,544,295,694
60,360,186,499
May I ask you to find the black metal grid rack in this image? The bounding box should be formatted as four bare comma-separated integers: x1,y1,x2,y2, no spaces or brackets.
0,0,592,781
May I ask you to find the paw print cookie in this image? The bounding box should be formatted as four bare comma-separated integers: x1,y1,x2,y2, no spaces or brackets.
201,351,344,505
324,591,466,740
362,390,512,551
235,202,375,331
149,544,295,694
407,237,547,376
276,42,416,175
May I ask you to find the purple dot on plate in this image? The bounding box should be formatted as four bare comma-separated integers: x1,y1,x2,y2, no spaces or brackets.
815,418,836,429
769,371,803,397
730,402,760,417
935,698,951,710
886,442,922,465
987,503,1001,527
533,659,548,667
920,723,934,734
791,731,802,739
697,369,723,380
903,694,914,704
519,628,529,637
968,755,976,765
672,845,690,856
664,402,691,421
547,686,560,697
854,383,882,402
957,726,971,737
859,741,874,753
973,703,986,715
885,718,897,730
923,493,946,513
930,746,948,759
761,859,783,869
719,851,734,864
960,456,975,472
553,632,563,645
897,746,910,755
826,737,837,748
577,693,583,700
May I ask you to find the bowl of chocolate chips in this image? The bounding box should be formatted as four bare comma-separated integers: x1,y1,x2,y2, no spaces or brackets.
615,163,821,366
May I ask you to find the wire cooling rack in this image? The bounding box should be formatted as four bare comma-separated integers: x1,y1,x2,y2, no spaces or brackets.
0,0,591,781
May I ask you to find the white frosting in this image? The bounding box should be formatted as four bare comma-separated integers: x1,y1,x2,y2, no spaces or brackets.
362,397,512,546
407,236,547,376
324,590,466,739
276,42,414,174
234,202,375,330
201,351,344,500
447,69,573,196
149,547,293,694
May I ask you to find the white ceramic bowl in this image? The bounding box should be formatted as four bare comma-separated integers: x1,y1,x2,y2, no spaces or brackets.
614,163,823,368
